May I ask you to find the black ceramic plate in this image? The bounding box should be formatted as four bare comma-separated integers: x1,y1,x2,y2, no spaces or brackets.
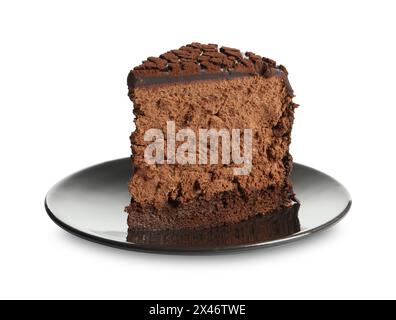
45,158,351,254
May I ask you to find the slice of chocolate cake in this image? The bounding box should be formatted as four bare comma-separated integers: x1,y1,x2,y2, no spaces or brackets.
126,43,297,230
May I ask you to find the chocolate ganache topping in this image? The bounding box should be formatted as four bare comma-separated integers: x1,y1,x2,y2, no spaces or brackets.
127,42,293,95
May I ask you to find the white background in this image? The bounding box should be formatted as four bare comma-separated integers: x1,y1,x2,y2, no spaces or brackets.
1,0,395,300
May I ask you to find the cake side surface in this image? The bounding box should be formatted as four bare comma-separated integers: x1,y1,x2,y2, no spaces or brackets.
126,43,297,230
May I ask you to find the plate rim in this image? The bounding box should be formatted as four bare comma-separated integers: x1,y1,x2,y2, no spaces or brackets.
45,200,351,254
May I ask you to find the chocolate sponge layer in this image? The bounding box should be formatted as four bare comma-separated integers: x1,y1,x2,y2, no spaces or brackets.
127,202,300,247
126,43,297,230
127,185,294,230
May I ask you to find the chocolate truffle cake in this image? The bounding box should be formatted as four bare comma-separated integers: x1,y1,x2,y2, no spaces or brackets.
126,43,298,230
